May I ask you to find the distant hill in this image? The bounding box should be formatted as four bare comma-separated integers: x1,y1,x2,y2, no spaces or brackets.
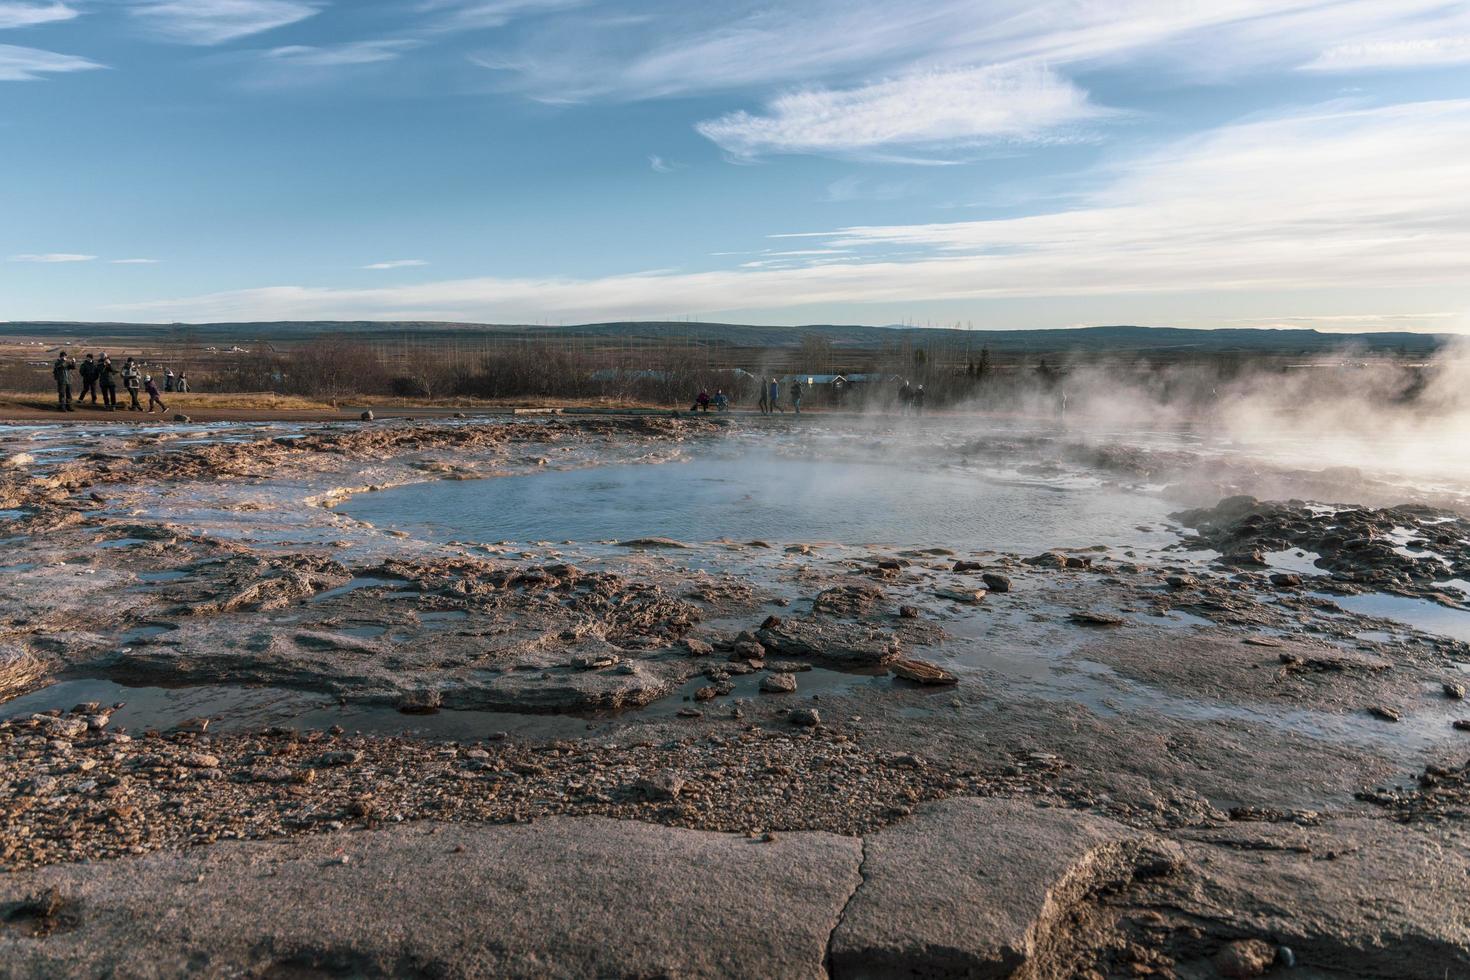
0,320,1447,356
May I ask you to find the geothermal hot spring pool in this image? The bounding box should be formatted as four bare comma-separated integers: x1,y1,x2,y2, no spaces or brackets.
340,454,1174,551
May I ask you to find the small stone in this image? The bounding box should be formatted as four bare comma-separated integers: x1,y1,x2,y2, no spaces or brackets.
360,411,374,421
315,750,363,767
897,605,920,619
788,707,821,728
570,652,619,670
760,673,798,694
889,658,958,686
1368,705,1400,722
1443,682,1466,700
632,772,684,802
1452,719,1470,731
1212,939,1276,978
182,753,220,769
981,573,1012,593
1269,572,1303,588
693,686,718,702
935,587,986,604
683,638,714,657
173,717,210,734
173,414,192,423
1165,574,1197,590
1069,611,1124,627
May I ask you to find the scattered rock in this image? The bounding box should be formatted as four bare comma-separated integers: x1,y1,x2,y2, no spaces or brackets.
897,605,920,619
1269,573,1303,588
788,708,820,728
360,411,374,421
935,588,986,605
1368,705,1401,722
1069,611,1123,627
1443,682,1466,700
631,772,685,802
890,658,958,686
760,673,798,694
981,573,1011,593
1212,939,1276,978
682,638,714,657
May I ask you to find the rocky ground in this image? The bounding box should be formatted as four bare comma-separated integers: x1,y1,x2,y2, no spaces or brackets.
1,415,1469,978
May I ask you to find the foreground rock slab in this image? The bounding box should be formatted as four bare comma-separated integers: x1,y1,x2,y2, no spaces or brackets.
0,817,862,979
829,797,1166,978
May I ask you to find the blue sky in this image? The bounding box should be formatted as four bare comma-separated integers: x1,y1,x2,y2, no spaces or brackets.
2,0,1469,331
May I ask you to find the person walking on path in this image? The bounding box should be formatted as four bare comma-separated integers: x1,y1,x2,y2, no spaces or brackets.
769,379,784,413
144,375,167,414
177,372,190,393
122,358,143,412
52,351,77,412
164,369,176,393
78,353,99,406
789,378,803,415
97,355,119,411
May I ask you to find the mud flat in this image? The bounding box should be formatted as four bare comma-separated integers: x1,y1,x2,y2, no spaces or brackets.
2,415,1469,977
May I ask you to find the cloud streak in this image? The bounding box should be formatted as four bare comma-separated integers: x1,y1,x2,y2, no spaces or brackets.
697,64,1102,158
9,253,97,262
0,42,101,80
0,1,76,29
130,0,321,46
363,259,430,270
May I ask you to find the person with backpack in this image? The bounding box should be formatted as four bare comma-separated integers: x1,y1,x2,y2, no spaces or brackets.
122,358,143,411
789,378,803,415
97,354,119,411
52,350,77,412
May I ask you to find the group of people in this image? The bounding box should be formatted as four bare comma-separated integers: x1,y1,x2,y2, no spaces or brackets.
689,388,731,413
51,351,180,414
757,377,802,415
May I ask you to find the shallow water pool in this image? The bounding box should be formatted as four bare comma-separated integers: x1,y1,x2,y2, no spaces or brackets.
342,455,1172,552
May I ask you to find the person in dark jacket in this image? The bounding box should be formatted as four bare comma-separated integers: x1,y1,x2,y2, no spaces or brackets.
52,351,77,412
789,378,803,415
96,355,119,411
78,354,99,406
144,375,166,414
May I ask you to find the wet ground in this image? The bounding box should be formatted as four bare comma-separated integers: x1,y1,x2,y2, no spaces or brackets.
3,412,1469,977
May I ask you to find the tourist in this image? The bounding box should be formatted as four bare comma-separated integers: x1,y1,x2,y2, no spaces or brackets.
52,350,77,412
144,375,167,414
758,378,769,415
177,371,190,393
914,384,926,415
97,355,118,411
122,358,143,411
78,353,99,406
690,389,711,413
769,378,783,413
164,369,176,393
713,389,729,412
789,378,803,415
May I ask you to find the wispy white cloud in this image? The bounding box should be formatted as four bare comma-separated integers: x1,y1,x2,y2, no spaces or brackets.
1305,36,1470,72
416,0,588,33
9,252,96,262
111,99,1470,323
469,0,1470,104
0,1,76,29
0,42,101,80
264,39,420,67
697,64,1102,158
110,258,160,264
363,259,429,270
130,0,321,46
647,154,681,173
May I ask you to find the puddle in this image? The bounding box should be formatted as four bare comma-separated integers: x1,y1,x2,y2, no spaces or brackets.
1324,592,1470,643
310,577,401,604
343,454,1171,552
1264,550,1326,577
